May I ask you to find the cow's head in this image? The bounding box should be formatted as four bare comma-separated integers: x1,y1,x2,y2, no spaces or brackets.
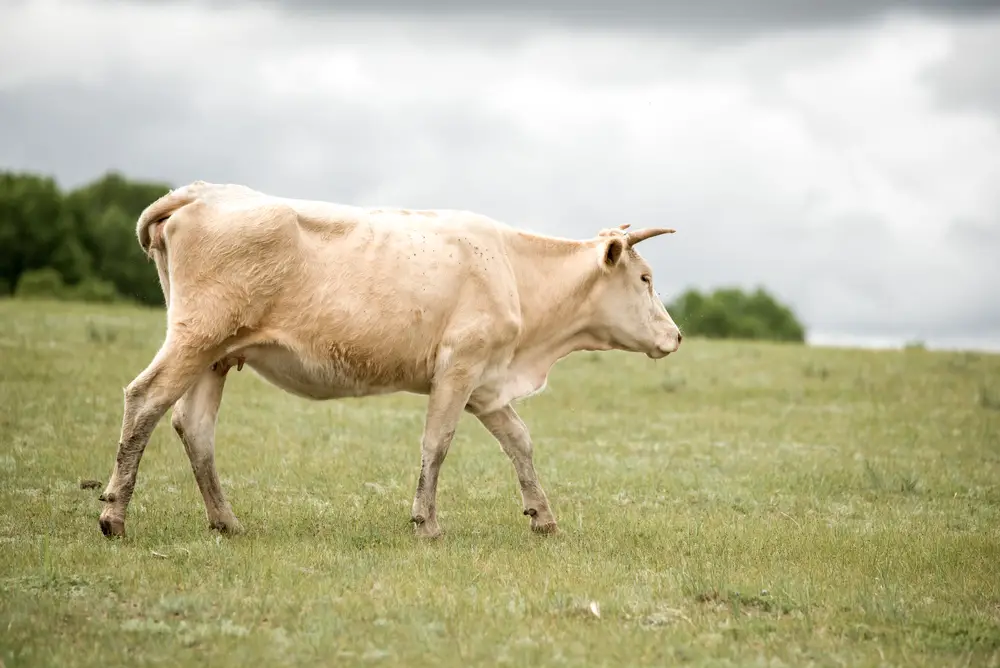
589,224,682,359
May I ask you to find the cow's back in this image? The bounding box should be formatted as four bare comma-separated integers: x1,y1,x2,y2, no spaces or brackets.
167,186,522,395
277,202,523,387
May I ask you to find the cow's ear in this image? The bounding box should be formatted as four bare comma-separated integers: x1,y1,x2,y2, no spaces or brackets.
602,236,625,268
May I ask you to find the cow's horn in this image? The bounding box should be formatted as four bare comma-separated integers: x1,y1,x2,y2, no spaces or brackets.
626,227,675,247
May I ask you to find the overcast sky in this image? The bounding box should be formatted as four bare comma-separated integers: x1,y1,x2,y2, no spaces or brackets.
2,0,999,351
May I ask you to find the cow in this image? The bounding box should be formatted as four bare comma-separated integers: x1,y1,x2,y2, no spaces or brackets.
97,181,682,540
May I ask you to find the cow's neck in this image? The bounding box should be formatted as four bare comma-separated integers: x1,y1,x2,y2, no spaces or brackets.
505,231,612,372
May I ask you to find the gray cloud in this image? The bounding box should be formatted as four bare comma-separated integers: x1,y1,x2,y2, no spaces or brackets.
141,0,1000,34
922,21,1000,119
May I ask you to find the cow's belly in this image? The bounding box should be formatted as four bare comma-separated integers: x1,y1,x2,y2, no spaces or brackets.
239,343,427,400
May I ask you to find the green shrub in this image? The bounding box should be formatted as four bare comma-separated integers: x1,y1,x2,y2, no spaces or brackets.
14,267,67,300
666,286,806,343
13,268,122,304
65,277,121,303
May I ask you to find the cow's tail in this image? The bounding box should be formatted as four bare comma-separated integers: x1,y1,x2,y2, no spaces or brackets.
135,184,200,308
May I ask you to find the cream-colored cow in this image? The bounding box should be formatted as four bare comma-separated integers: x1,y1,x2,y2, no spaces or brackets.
98,181,682,539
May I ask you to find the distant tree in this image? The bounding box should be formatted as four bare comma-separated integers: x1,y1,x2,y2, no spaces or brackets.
1,169,172,306
65,171,171,305
666,286,806,343
0,172,80,291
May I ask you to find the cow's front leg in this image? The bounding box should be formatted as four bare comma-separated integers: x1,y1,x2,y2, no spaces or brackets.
410,368,477,539
476,404,557,533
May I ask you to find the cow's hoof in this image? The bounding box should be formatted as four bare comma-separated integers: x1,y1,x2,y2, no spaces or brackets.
209,517,244,535
411,516,443,539
415,525,443,539
530,519,559,535
99,514,125,538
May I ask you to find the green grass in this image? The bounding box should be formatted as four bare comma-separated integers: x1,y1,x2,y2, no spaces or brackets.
1,298,999,667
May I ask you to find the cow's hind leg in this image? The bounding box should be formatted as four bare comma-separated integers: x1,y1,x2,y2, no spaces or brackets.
476,405,557,534
98,338,217,538
171,365,241,534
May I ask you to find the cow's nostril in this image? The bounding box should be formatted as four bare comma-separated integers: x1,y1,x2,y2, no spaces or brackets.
678,332,684,344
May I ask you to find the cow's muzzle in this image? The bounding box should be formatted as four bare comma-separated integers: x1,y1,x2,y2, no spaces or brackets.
648,331,682,359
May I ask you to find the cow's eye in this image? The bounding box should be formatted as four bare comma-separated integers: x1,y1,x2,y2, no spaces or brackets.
640,275,651,285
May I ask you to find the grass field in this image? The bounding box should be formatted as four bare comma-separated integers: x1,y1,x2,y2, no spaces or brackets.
1,298,999,667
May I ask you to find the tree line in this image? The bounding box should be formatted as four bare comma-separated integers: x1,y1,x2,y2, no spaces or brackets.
1,170,169,305
0,169,806,342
